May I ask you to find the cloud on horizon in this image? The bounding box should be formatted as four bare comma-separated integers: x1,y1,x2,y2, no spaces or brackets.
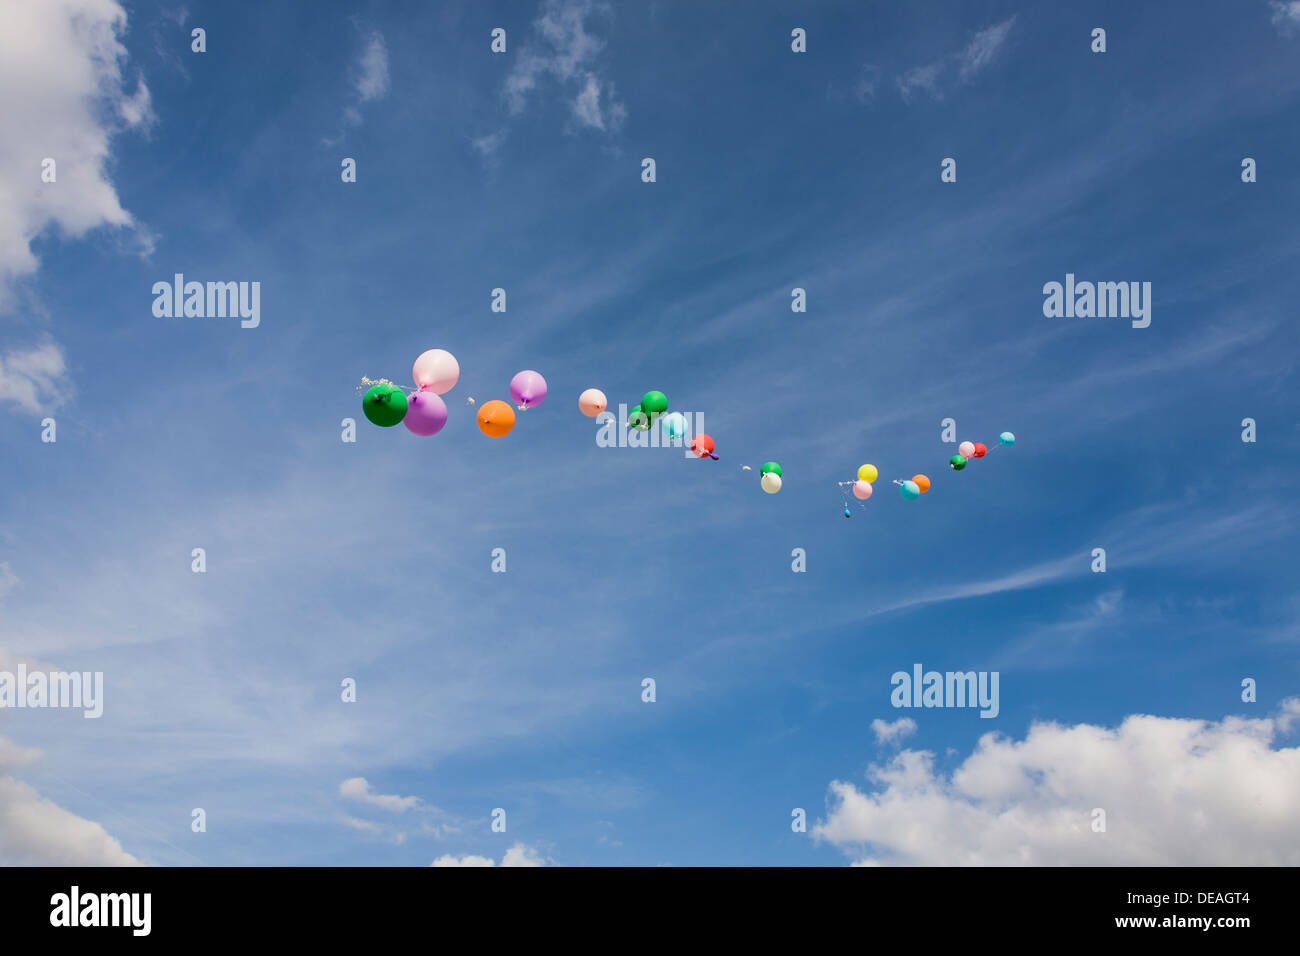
815,700,1300,865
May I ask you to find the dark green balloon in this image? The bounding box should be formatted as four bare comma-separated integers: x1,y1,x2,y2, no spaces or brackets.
363,383,408,427
629,405,651,431
949,454,967,471
640,390,668,418
760,461,782,477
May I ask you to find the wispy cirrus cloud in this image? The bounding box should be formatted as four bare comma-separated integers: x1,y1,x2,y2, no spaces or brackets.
959,16,1018,79
504,0,626,133
325,29,389,143
337,777,464,844
339,777,423,813
894,16,1016,102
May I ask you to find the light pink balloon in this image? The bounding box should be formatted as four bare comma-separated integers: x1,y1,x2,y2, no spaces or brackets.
412,349,459,394
578,388,607,418
959,441,976,458
853,481,873,500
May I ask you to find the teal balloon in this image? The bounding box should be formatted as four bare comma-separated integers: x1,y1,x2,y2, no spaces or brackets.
999,431,1015,446
900,480,921,500
660,412,687,438
640,390,668,418
949,454,967,471
362,383,408,427
760,461,782,477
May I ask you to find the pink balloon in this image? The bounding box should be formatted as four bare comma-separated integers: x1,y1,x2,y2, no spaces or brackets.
403,390,448,436
959,441,976,458
412,349,459,394
853,480,873,500
509,370,547,408
578,388,607,417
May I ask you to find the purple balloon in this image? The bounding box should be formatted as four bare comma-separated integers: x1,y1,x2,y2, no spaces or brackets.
403,389,448,436
509,370,547,408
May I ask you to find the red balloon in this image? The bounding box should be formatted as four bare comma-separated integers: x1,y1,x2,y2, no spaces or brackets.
690,434,715,458
972,442,987,458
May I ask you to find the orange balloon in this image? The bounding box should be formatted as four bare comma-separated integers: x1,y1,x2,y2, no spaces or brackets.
912,474,931,494
476,400,515,437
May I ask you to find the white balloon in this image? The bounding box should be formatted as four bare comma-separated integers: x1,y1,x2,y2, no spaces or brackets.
761,472,782,494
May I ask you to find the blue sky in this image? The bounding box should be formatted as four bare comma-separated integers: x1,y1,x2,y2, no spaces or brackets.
1,0,1298,866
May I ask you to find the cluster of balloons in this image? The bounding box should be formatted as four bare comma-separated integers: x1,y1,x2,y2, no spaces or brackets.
897,432,1014,500
945,432,1014,474
837,432,1016,514
361,348,461,436
360,349,549,440
363,357,1010,514
614,387,721,460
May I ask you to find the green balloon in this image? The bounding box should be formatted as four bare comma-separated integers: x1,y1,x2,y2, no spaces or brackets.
640,390,668,418
363,383,408,427
760,461,782,477
949,454,967,471
629,404,651,431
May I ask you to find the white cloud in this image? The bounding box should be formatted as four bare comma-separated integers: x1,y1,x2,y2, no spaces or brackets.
354,32,390,102
571,72,625,131
431,843,546,867
341,815,384,834
896,63,942,102
1271,1,1300,34
959,15,1017,80
0,0,152,306
815,700,1300,865
0,736,140,866
0,737,41,770
854,64,880,103
1277,697,1300,733
894,16,1016,103
472,129,508,158
504,0,625,133
325,30,389,143
502,844,546,866
339,776,422,812
871,717,918,746
0,342,70,415
338,777,464,844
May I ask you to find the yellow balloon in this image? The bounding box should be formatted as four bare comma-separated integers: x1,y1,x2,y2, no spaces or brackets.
857,463,878,483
